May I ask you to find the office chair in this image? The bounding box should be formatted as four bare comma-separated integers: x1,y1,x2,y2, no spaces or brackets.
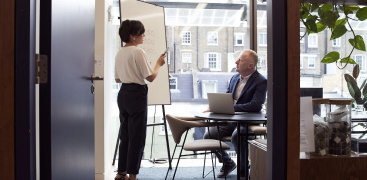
165,114,230,180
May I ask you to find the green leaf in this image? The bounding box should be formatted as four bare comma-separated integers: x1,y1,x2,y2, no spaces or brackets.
344,10,354,15
318,8,325,17
306,15,318,21
301,7,309,19
356,7,367,21
306,19,317,33
330,25,347,40
310,4,320,12
300,9,308,19
340,57,357,64
350,35,366,51
353,65,360,79
335,18,347,26
360,78,366,90
321,51,340,63
345,5,360,11
303,3,310,11
345,74,362,101
362,79,367,97
322,4,333,11
321,11,336,26
316,22,326,32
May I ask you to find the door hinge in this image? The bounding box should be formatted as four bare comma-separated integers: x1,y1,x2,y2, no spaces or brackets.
36,54,48,84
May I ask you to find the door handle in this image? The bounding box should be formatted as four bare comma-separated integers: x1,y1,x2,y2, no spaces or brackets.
90,74,104,83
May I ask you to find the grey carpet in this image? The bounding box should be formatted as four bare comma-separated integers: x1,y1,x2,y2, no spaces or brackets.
137,166,239,180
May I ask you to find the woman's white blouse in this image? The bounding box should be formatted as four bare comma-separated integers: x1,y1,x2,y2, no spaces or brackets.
115,46,153,85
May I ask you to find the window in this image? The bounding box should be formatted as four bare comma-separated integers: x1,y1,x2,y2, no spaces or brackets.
182,31,191,45
204,53,221,70
257,54,266,67
201,80,217,99
300,56,303,69
259,33,267,46
207,31,218,45
308,34,318,47
234,33,244,46
308,56,316,68
182,53,192,63
300,32,305,43
169,77,177,90
332,38,341,47
353,55,366,71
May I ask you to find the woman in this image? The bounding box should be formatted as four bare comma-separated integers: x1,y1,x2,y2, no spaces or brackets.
114,19,165,180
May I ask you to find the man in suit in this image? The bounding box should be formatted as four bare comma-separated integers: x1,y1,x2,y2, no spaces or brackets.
203,50,267,178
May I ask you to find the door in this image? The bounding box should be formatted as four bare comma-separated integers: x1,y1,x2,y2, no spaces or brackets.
39,0,95,179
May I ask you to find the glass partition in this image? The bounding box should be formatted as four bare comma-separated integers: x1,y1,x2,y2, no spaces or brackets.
110,0,257,161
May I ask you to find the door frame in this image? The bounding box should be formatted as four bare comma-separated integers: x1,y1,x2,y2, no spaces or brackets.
0,0,16,178
14,0,37,179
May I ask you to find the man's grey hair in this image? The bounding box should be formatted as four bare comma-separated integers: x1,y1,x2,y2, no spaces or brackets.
243,49,258,67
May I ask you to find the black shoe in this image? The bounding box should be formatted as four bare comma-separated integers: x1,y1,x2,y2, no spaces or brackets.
114,173,126,180
217,161,237,178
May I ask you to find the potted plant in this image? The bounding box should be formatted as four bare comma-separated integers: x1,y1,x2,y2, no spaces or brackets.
300,4,367,68
345,64,367,111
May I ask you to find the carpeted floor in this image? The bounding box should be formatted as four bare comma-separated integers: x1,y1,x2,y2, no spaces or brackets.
137,166,239,180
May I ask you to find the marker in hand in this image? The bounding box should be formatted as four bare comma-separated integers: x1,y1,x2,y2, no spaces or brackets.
162,47,169,55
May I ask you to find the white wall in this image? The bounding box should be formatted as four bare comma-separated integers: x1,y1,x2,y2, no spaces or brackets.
95,0,119,179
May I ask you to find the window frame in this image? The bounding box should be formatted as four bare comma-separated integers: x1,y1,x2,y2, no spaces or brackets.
204,52,221,71
234,33,244,46
332,38,341,47
257,54,266,67
308,34,318,48
353,55,366,72
182,31,191,45
308,56,316,69
207,31,218,45
300,55,303,69
169,77,178,90
201,80,218,99
181,52,192,63
259,33,267,46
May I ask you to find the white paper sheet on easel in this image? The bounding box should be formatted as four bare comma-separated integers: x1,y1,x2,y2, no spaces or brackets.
300,97,315,152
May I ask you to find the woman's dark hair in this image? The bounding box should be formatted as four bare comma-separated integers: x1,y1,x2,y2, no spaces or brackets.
119,19,145,43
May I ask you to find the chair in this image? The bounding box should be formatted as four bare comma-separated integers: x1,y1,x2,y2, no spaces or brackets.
165,114,230,180
170,116,225,178
249,125,267,139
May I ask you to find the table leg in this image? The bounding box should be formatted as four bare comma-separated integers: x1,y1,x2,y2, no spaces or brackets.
245,123,249,180
237,122,241,180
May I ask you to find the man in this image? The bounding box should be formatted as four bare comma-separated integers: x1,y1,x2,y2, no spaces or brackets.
203,50,267,178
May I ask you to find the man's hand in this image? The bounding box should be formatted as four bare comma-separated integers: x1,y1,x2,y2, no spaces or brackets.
203,109,210,113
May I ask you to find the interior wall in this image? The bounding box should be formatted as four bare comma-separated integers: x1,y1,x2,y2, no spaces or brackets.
0,0,15,179
95,0,106,179
95,0,117,179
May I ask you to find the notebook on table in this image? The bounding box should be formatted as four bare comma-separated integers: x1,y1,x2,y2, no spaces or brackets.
207,93,247,115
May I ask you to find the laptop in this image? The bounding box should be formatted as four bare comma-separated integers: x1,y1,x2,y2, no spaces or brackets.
207,93,247,115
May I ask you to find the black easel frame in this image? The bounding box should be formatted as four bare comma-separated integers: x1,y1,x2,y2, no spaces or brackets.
112,105,172,170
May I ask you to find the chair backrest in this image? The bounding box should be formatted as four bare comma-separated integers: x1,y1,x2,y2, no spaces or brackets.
165,114,190,144
166,114,223,144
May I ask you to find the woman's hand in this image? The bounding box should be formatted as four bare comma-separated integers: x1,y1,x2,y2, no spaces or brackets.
156,54,166,66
